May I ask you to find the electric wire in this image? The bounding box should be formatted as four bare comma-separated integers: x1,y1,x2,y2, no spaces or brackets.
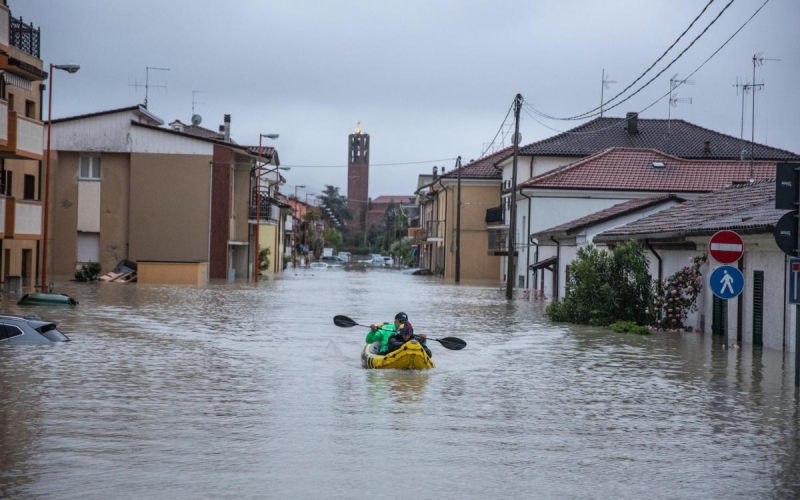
520,0,770,136
280,157,457,168
478,99,515,159
530,0,736,121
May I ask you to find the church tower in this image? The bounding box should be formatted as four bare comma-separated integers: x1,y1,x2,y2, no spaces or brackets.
347,122,370,231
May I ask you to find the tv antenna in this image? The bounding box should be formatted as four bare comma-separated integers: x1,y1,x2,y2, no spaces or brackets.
666,74,694,153
747,52,780,181
599,69,616,118
130,66,170,108
191,90,207,126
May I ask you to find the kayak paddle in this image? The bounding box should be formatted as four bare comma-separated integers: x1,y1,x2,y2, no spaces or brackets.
333,315,467,350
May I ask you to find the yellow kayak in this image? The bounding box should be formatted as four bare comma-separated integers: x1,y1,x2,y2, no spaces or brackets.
360,340,435,370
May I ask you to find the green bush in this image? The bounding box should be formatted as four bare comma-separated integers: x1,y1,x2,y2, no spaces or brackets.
608,321,650,335
75,262,101,282
544,240,652,327
259,247,271,272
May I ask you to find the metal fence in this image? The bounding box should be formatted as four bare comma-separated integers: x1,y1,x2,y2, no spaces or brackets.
10,17,40,59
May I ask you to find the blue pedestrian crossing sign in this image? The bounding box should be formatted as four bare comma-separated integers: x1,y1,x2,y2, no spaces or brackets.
790,259,800,304
709,265,744,299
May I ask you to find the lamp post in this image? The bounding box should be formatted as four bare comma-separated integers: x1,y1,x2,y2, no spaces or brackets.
254,133,279,283
293,185,306,267
41,64,80,292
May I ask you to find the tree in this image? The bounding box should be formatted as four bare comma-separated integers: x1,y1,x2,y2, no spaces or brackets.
317,185,353,225
379,201,409,252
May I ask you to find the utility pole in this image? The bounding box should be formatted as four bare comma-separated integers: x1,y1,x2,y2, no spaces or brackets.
506,94,522,300
455,156,462,283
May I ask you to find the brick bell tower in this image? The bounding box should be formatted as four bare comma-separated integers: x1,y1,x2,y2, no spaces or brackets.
347,122,370,231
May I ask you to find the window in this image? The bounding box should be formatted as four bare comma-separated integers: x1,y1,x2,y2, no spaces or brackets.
23,174,35,199
79,156,101,179
77,232,100,264
25,99,36,119
4,170,12,196
0,324,24,340
7,92,14,111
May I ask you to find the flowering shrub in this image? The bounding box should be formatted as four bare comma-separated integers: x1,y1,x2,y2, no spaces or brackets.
649,254,708,331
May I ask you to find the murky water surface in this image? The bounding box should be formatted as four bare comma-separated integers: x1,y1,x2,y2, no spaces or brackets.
1,269,800,499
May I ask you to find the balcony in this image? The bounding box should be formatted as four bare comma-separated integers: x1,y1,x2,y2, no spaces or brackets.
0,100,8,146
422,220,443,242
487,229,517,256
10,16,40,59
485,205,505,225
0,111,43,160
1,197,42,239
249,190,280,223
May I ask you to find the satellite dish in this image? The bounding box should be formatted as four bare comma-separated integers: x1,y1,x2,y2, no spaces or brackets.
191,114,202,126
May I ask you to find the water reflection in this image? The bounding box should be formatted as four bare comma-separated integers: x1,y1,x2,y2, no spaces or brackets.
0,271,799,499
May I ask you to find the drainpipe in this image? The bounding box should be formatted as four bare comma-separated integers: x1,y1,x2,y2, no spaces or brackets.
784,253,787,352
520,186,533,289
644,240,663,284
737,256,744,344
529,239,539,290
436,177,449,276
550,236,561,300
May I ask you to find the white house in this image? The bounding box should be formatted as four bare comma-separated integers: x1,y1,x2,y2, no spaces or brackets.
595,180,795,352
494,113,799,289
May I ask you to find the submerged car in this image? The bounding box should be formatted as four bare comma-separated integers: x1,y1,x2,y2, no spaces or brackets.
0,314,70,345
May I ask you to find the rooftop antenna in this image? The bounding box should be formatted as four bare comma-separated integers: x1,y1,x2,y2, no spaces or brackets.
599,69,616,118
749,52,779,182
130,66,170,109
191,90,207,126
667,74,694,153
732,76,754,160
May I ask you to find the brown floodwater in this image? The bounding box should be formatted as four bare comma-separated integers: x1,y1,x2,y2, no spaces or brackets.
1,267,799,499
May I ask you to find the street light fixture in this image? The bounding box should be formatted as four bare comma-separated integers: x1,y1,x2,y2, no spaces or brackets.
41,63,80,292
254,133,279,282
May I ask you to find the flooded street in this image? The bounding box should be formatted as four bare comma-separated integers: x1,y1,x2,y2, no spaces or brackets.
2,268,800,499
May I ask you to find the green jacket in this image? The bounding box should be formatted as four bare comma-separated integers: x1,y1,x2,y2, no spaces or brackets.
365,322,396,354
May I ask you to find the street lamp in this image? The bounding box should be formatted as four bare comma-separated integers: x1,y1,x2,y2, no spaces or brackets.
254,132,280,282
41,63,80,292
293,185,306,267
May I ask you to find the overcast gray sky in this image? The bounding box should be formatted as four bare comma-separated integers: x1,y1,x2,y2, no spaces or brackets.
17,0,800,201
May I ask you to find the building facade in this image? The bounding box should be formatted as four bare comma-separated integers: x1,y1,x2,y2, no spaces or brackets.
0,3,46,288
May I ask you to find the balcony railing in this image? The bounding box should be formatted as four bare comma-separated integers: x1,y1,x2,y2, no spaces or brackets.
250,190,280,223
487,229,516,256
10,17,40,59
485,206,504,224
1,198,42,239
424,220,443,240
0,100,8,146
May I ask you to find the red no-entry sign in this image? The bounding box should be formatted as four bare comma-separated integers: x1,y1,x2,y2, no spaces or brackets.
709,230,744,264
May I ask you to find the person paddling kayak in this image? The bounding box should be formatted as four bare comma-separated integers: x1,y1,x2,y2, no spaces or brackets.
367,312,430,356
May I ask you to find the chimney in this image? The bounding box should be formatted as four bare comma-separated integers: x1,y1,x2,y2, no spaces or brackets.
625,112,638,135
433,166,438,180
223,114,231,142
441,167,446,175
703,140,711,153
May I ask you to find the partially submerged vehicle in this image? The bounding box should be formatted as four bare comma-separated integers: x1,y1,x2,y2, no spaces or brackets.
17,292,79,307
0,314,70,345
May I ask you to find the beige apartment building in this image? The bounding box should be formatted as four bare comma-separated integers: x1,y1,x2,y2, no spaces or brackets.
0,3,46,287
414,150,506,282
48,106,275,284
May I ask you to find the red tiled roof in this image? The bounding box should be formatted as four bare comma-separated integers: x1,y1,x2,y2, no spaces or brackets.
594,181,785,242
516,116,798,160
371,195,414,204
532,194,684,239
521,148,776,192
441,146,513,179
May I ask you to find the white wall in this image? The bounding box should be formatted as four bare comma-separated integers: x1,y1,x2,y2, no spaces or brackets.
77,180,101,232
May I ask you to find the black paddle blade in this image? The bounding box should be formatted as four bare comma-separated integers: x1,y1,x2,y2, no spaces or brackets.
333,315,359,328
432,337,466,350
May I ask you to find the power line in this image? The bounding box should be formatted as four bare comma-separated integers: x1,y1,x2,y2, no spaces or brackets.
521,0,770,134
478,99,515,158
281,157,457,168
530,0,735,121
